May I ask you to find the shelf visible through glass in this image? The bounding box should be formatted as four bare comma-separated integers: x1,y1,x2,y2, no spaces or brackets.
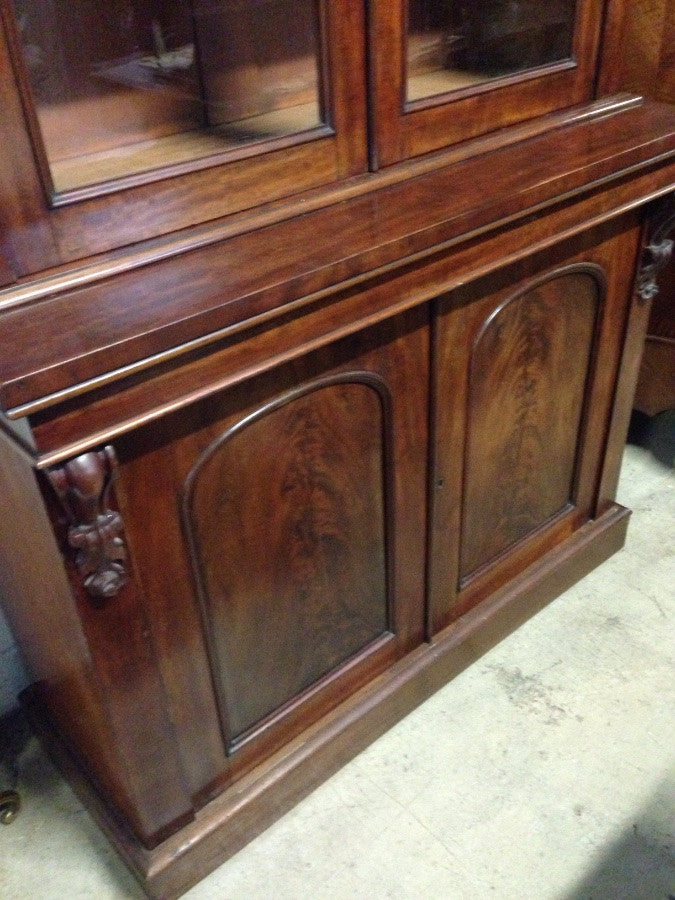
407,0,578,103
12,0,326,194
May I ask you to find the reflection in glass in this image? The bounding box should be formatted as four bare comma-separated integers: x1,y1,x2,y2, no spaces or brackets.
12,0,325,193
407,0,578,103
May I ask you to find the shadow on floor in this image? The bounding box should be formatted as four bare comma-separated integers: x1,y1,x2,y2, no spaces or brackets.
8,723,144,897
562,779,675,900
628,410,675,469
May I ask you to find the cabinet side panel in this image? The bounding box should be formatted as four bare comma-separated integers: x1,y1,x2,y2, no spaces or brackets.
0,430,143,830
41,451,197,845
1,435,197,845
187,380,390,743
460,271,598,579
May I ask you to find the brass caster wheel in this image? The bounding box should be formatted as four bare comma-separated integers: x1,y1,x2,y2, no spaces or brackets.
0,790,21,824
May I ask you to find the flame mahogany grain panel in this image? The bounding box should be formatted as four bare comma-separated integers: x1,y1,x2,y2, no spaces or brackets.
459,268,599,578
428,216,643,632
184,377,391,747
109,309,428,785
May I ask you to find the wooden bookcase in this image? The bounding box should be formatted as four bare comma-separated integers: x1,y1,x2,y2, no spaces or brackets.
0,1,673,896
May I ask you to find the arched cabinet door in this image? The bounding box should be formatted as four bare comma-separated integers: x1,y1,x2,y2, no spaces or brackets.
427,219,643,633
183,375,395,752
459,265,600,579
113,309,428,795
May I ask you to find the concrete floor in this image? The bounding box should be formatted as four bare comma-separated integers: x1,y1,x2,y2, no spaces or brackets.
1,443,673,899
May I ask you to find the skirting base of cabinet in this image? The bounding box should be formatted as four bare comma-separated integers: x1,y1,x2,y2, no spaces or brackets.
24,503,630,900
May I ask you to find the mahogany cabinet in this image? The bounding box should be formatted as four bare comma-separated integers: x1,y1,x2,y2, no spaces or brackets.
0,0,673,897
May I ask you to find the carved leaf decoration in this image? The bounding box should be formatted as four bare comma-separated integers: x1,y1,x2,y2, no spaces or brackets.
47,446,128,601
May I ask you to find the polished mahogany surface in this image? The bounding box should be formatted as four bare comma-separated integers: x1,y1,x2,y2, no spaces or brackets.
104,311,429,800
0,0,672,896
0,0,367,255
186,380,390,743
0,100,673,419
372,0,605,164
460,268,598,578
426,214,645,633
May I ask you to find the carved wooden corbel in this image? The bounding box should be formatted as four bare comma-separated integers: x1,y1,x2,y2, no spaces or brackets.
637,199,675,303
47,446,128,601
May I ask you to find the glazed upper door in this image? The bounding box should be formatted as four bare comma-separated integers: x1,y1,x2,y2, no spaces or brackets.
370,0,606,166
0,0,368,275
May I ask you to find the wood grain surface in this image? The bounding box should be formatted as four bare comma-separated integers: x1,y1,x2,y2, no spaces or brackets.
369,0,605,164
186,379,390,743
459,268,598,577
427,214,643,632
0,429,195,848
0,1,671,893
0,101,672,417
0,0,368,265
108,310,428,787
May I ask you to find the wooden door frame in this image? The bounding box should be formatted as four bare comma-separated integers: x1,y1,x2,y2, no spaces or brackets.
369,0,607,167
0,0,369,274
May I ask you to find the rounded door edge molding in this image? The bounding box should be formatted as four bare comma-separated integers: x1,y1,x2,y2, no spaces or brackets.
181,370,396,755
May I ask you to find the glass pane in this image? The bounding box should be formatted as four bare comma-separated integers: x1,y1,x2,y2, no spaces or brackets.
407,0,578,103
12,0,325,193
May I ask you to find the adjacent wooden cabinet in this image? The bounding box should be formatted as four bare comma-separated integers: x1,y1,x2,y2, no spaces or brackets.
619,0,675,440
0,1,673,896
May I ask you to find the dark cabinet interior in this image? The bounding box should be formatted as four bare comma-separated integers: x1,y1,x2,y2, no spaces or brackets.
371,0,606,164
618,0,675,447
0,0,673,896
406,0,579,101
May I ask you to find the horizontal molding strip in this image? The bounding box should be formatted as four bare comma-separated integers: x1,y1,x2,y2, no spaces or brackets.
0,95,642,316
26,179,674,469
